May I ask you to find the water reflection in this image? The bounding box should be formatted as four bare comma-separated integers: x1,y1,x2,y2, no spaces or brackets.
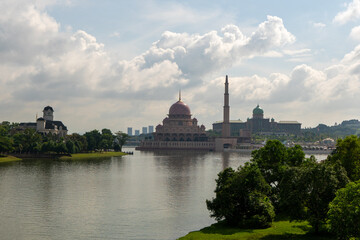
0,150,329,240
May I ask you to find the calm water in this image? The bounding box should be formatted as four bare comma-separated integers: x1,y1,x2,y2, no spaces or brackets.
0,149,328,240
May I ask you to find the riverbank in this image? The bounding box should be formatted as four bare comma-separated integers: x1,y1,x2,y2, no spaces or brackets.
178,220,335,240
59,151,127,160
0,155,22,163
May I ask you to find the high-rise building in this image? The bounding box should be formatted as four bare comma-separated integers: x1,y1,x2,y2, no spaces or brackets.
135,130,140,136
142,127,148,134
148,125,154,133
127,127,133,136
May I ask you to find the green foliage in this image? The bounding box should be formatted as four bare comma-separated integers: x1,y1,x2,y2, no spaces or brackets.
67,133,87,152
99,128,114,150
13,128,42,153
328,180,360,240
279,161,349,233
327,135,360,181
206,163,275,228
0,122,126,155
84,130,102,151
303,120,360,139
178,219,336,240
114,131,130,152
251,140,306,209
0,136,14,153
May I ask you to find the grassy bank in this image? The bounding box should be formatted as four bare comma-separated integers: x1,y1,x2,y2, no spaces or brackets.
0,155,22,163
178,220,335,240
59,151,127,160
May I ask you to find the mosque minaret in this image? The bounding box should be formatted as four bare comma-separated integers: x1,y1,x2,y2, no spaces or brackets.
222,75,230,138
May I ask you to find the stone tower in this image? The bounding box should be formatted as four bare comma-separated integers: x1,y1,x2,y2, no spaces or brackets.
43,106,54,121
222,75,230,137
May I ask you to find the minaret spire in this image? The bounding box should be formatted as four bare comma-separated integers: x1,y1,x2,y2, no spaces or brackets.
179,90,181,101
222,75,230,137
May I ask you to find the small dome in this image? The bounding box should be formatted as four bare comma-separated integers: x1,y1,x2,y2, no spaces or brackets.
253,105,264,115
169,100,191,116
37,117,45,121
44,106,54,112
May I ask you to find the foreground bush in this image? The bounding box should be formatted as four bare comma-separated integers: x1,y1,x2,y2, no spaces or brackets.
206,163,275,228
328,180,360,240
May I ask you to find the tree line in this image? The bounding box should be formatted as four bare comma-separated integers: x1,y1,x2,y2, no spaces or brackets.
207,136,360,239
0,121,129,154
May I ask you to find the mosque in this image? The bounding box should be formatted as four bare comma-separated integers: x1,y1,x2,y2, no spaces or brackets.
137,75,301,151
136,92,215,150
18,106,68,137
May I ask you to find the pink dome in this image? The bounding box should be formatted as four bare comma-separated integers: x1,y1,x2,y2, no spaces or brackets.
169,100,191,116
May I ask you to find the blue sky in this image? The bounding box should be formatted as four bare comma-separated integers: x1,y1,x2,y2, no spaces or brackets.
1,0,360,133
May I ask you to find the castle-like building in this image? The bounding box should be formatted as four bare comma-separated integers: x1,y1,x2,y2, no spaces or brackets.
19,106,68,137
136,93,214,150
213,105,301,136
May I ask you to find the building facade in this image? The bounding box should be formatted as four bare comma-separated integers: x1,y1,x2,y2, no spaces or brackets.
19,106,68,137
137,93,214,150
127,127,133,136
213,104,301,136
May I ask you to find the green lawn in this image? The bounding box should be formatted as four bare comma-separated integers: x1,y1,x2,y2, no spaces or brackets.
178,220,335,240
0,155,22,163
59,151,127,160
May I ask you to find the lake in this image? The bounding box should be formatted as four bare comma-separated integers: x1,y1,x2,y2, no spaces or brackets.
0,149,328,240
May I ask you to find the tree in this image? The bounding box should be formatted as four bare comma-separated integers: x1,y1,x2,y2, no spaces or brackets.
114,132,130,152
66,140,76,154
251,140,306,208
13,129,42,153
206,163,275,228
278,160,349,233
84,130,101,151
100,128,114,150
67,133,87,152
0,136,13,153
328,180,360,240
327,135,360,181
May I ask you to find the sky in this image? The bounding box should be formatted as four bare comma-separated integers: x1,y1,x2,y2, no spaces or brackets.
1,0,360,133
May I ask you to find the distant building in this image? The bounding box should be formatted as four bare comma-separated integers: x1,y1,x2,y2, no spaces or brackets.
135,130,140,136
148,125,154,133
127,127,133,136
142,127,148,134
19,106,68,137
213,104,301,136
137,92,214,150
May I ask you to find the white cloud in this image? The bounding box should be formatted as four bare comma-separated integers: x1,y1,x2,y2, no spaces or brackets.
313,22,326,28
350,25,360,40
4,1,360,131
0,1,300,131
333,0,360,24
185,42,360,127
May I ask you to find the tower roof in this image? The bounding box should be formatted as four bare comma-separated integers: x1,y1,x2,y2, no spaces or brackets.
43,106,54,112
253,104,264,115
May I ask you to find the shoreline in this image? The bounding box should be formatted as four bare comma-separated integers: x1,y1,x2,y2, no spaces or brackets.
59,152,127,160
0,152,127,163
178,220,335,240
0,155,22,163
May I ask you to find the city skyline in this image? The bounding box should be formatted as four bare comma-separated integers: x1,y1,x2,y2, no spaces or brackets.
1,0,360,133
